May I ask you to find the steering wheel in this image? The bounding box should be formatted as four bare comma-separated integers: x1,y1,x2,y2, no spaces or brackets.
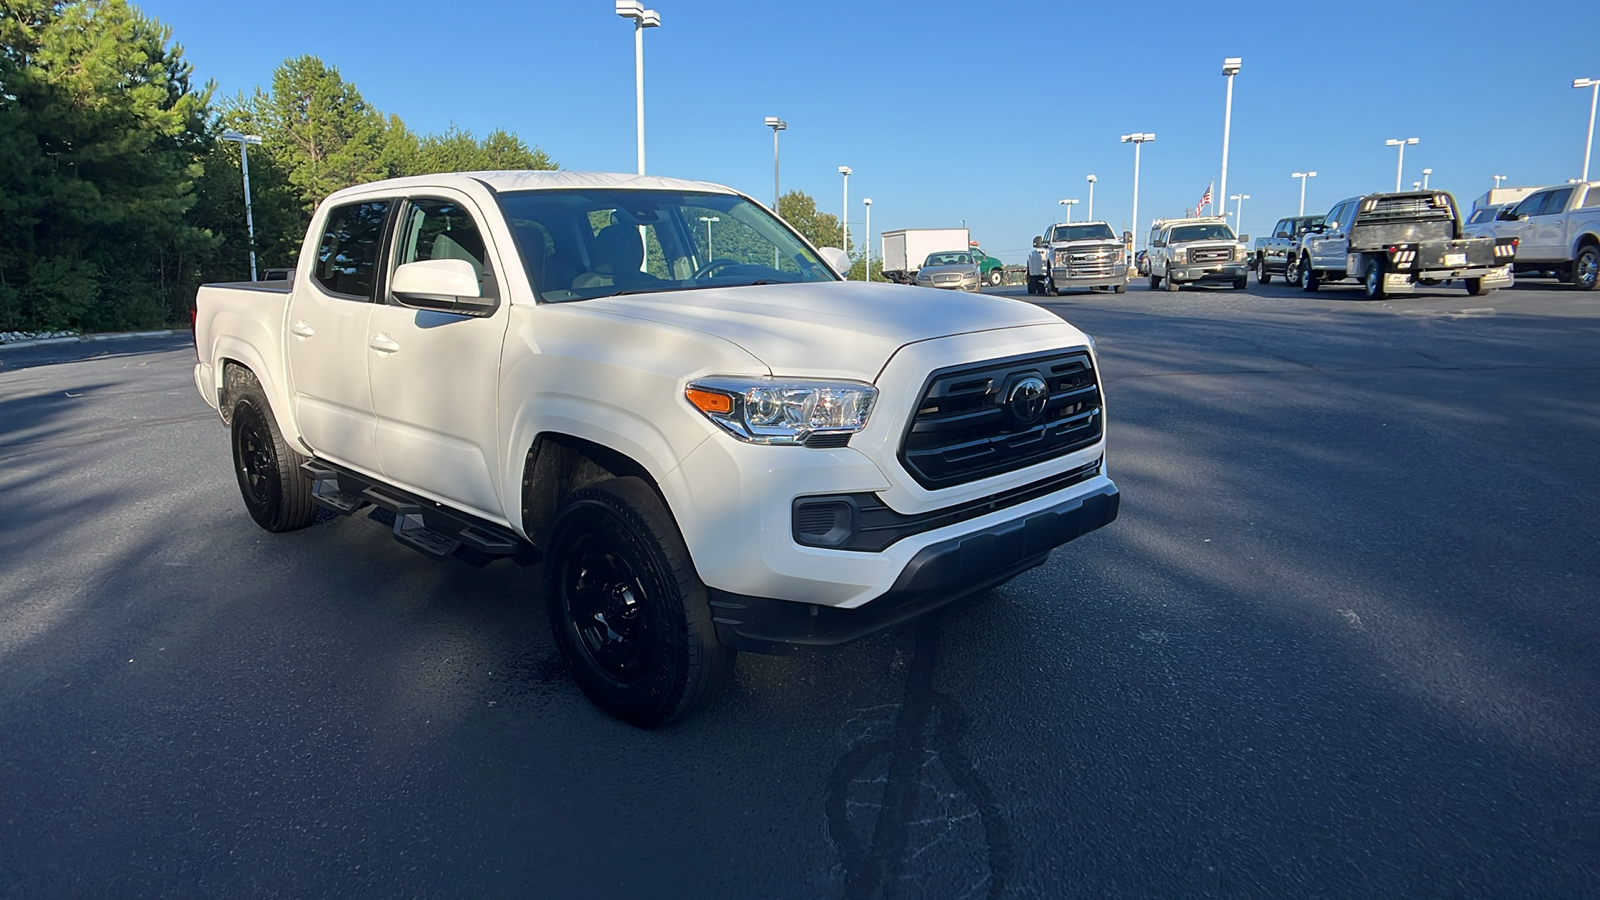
692,258,744,280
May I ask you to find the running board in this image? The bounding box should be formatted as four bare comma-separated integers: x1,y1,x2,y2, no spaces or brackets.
298,460,539,564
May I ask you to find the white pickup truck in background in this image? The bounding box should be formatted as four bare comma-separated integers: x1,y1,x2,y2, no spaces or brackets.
1478,181,1600,290
192,171,1120,726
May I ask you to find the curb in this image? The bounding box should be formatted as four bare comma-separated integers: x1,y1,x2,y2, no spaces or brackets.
0,329,180,352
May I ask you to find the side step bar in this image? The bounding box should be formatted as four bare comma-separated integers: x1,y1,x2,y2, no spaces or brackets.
299,460,539,564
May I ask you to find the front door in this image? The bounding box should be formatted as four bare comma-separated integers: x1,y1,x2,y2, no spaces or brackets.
1528,188,1573,261
285,199,390,475
367,193,512,521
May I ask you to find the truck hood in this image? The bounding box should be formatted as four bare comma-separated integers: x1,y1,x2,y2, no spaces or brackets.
1048,238,1121,249
579,281,1062,381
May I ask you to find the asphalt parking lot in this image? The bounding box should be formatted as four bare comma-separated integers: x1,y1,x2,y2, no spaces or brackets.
2,277,1597,898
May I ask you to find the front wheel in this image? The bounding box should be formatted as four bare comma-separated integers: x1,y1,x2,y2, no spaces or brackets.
546,476,734,728
987,268,1003,287
1149,273,1162,289
1112,282,1127,294
1164,273,1180,292
1257,255,1272,284
1233,276,1248,290
1573,245,1600,291
1285,254,1303,287
229,370,315,533
1362,259,1388,300
1301,258,1320,292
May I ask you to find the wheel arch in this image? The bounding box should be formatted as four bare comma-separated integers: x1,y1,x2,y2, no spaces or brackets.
519,431,670,547
1575,232,1600,257
214,344,303,451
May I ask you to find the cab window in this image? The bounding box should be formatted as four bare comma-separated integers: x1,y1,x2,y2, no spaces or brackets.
1510,192,1550,218
1536,189,1573,216
314,201,391,300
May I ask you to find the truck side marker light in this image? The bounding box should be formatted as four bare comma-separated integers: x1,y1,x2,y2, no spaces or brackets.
686,387,733,415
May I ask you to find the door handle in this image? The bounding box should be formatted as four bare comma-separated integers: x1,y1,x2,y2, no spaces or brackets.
368,333,401,354
290,320,315,339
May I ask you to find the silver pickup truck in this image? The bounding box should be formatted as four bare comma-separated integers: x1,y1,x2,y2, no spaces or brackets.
1026,222,1128,295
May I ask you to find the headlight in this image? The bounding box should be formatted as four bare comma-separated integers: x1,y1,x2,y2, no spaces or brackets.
685,377,877,445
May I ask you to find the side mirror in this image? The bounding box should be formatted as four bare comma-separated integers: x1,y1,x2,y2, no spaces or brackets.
817,246,852,275
1238,234,1250,244
1032,236,1043,248
392,259,492,317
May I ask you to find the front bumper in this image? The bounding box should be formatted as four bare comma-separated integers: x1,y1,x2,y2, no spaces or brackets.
708,482,1120,653
1387,264,1514,292
1167,263,1246,284
1049,266,1129,289
917,278,981,292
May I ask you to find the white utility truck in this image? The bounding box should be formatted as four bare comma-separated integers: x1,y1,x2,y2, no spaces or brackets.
880,227,970,283
191,172,1120,727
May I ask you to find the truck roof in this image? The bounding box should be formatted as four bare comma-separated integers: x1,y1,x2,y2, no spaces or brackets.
323,170,742,204
1152,216,1227,227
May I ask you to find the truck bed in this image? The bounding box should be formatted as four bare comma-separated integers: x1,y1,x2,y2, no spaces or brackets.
192,281,293,432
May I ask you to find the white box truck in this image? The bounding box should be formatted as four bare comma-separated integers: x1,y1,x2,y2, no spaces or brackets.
881,228,970,283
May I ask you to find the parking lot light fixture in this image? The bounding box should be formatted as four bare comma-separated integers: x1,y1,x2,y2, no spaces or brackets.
1493,174,1507,190
1058,198,1079,223
1219,58,1241,230
1575,78,1599,182
220,131,263,281
838,167,852,252
1121,133,1154,251
862,198,872,281
1292,171,1317,216
764,117,786,212
1386,138,1419,192
1086,174,1097,220
1229,194,1249,238
1422,167,1433,189
616,1,661,175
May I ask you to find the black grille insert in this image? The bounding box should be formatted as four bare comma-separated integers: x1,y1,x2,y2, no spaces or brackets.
900,350,1103,489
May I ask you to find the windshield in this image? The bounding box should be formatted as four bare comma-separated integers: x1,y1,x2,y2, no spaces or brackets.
1050,223,1116,242
924,252,973,266
1169,224,1237,242
496,188,836,302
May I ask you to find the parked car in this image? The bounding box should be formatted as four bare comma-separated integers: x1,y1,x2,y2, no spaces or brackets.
1146,217,1249,292
1295,191,1518,298
880,228,969,283
1026,222,1128,295
1253,215,1323,285
914,251,982,292
189,171,1119,726
1484,182,1600,290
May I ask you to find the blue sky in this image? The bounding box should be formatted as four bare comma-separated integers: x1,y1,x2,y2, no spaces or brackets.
148,0,1596,263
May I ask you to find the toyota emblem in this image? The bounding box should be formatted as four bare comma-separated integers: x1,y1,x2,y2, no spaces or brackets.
1005,375,1049,424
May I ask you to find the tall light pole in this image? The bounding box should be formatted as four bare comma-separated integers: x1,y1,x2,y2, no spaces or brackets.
1229,194,1249,237
862,198,872,281
1121,133,1154,251
1292,171,1317,216
1412,181,1422,191
1219,57,1241,226
698,215,718,258
838,166,852,252
1386,137,1419,192
1058,198,1079,223
764,116,786,212
616,1,660,175
1493,174,1507,190
220,131,263,281
1422,167,1433,189
1575,78,1599,182
1086,174,1097,220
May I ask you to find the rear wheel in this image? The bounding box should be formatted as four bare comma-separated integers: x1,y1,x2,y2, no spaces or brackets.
1574,245,1600,291
229,370,315,533
987,268,1003,287
546,476,734,728
1362,259,1388,300
1466,277,1493,296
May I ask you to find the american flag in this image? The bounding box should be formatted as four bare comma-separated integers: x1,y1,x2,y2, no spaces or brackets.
1197,182,1214,214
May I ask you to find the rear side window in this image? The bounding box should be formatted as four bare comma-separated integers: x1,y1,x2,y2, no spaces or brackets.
1537,189,1573,215
314,201,391,299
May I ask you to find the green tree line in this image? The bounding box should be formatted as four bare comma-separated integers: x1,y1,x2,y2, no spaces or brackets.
0,0,556,332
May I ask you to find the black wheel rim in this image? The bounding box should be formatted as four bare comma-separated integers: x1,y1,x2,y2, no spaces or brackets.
563,535,651,682
235,410,276,507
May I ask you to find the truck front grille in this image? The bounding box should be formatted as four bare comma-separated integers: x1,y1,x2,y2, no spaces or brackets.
899,351,1103,489
1053,248,1118,276
1189,247,1232,264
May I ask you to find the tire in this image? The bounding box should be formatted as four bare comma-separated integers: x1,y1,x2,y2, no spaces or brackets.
546,476,733,728
1300,257,1320,292
1149,273,1162,289
1112,282,1127,294
1257,256,1272,285
1164,273,1180,292
1233,277,1248,290
1362,259,1388,300
1574,245,1600,291
987,268,1003,287
228,369,315,533
1466,277,1492,296
1025,276,1038,294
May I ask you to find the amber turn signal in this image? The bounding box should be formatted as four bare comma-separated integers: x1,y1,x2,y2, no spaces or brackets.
685,387,733,415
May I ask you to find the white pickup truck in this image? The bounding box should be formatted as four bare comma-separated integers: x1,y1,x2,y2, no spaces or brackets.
192,171,1120,726
1480,181,1600,290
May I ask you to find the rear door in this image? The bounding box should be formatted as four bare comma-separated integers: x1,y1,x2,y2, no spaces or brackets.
367,191,513,520
285,199,391,474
